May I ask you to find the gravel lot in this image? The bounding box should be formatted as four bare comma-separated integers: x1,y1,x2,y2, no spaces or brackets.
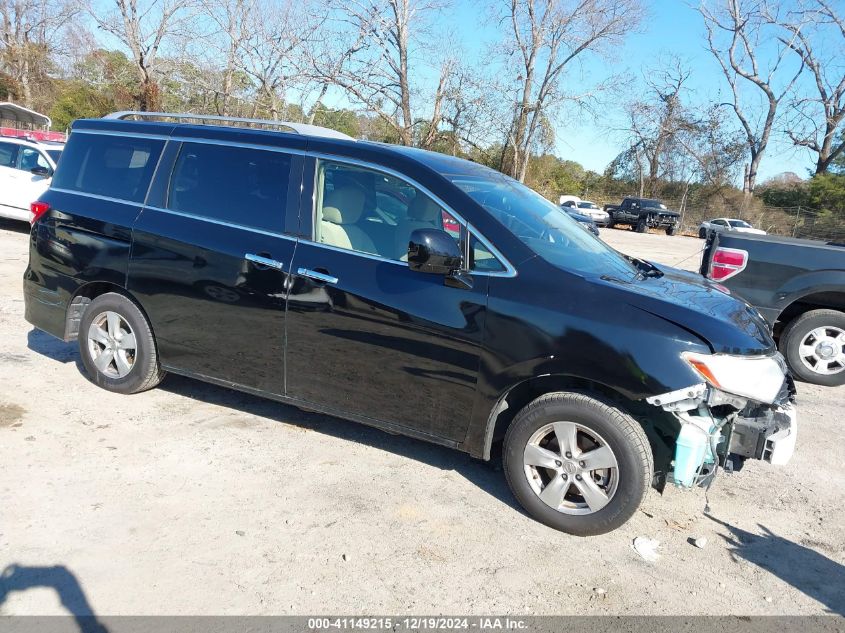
1,220,843,616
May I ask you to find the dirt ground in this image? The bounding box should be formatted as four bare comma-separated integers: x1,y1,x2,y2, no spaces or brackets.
1,219,843,616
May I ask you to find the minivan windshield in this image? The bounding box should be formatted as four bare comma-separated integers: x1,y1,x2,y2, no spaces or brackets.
452,175,639,278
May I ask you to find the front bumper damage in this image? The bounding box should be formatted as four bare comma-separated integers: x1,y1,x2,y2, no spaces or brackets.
646,375,797,488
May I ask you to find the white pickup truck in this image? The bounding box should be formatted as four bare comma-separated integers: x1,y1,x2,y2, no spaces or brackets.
0,136,64,222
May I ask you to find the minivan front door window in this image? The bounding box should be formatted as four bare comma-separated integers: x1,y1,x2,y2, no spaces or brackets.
315,160,505,272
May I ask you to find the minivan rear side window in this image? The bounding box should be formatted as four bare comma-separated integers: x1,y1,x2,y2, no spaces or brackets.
52,133,164,203
167,142,291,233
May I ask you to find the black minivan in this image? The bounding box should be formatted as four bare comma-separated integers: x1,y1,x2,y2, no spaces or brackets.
24,112,798,535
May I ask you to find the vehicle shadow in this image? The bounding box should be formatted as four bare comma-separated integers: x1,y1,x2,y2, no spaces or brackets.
706,514,845,615
0,218,30,234
27,329,81,366
22,330,521,515
159,373,522,514
0,564,109,632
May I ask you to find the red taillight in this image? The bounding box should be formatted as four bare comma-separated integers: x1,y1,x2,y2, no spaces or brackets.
709,247,748,281
30,201,50,225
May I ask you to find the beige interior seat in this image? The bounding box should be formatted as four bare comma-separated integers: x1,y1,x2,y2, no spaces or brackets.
395,194,443,260
319,186,378,255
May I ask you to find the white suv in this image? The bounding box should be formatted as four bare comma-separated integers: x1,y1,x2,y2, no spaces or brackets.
0,137,64,222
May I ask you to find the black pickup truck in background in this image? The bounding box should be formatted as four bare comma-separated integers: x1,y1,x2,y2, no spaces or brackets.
701,231,845,386
604,197,681,235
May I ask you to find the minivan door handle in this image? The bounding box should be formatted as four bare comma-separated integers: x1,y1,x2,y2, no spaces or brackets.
297,268,338,285
245,253,285,271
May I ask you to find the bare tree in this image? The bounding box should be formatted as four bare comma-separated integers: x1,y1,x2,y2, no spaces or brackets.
625,56,692,196
499,0,644,182
699,0,804,195
90,0,197,111
236,0,319,120
313,0,449,146
198,0,255,116
778,0,845,174
0,0,78,107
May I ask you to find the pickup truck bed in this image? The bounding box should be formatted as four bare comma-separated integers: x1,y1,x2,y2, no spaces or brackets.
701,232,845,386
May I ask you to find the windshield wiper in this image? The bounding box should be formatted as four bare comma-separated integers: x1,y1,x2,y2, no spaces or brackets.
624,255,664,279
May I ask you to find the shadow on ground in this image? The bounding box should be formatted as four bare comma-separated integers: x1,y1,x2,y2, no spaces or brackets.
0,564,109,632
707,514,845,615
0,219,30,235
27,329,80,365
25,330,519,514
160,373,519,513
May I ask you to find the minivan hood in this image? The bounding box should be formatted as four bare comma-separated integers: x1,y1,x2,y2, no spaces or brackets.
599,265,775,356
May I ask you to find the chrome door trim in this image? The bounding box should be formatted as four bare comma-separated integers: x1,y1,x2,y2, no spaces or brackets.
143,205,296,240
245,253,285,270
297,268,339,284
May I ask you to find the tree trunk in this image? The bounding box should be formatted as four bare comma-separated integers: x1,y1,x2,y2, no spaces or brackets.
396,3,413,146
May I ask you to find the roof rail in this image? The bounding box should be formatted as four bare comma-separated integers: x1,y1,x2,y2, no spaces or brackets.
103,111,355,141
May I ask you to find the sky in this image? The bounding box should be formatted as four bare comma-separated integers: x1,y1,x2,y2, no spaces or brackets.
87,0,819,183
444,0,816,183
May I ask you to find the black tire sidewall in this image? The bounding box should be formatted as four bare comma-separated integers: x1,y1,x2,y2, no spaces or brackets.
503,393,651,536
636,218,647,233
78,293,157,394
781,310,845,387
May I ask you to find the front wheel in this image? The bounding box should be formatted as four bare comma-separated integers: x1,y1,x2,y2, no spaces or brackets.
79,292,166,394
635,217,648,233
698,227,707,239
666,225,677,236
780,309,845,386
503,392,653,536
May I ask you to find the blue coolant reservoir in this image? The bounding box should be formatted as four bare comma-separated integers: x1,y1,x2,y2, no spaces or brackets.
673,424,709,488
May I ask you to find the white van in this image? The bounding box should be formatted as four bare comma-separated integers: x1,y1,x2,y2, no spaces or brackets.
0,137,63,222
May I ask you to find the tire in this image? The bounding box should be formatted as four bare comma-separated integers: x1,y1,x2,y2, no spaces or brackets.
78,292,166,394
503,392,653,536
606,218,615,229
666,225,677,236
698,227,707,239
779,309,845,387
635,217,648,233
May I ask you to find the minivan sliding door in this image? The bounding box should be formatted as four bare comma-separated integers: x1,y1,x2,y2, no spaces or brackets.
128,139,304,396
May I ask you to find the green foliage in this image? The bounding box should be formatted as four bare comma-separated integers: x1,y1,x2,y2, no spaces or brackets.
311,107,362,138
49,82,117,130
808,172,845,217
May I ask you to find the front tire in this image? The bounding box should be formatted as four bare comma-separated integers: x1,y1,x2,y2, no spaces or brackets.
635,217,648,233
780,309,845,386
666,225,677,236
503,392,653,536
698,227,707,239
78,292,166,394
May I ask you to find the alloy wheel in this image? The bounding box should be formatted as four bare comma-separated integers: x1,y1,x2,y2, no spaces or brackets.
87,310,137,379
523,421,619,515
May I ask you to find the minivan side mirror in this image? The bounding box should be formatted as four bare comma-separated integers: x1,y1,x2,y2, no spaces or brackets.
30,166,51,178
408,228,463,275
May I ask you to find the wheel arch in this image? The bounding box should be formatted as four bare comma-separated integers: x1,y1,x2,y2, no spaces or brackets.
479,374,679,483
64,281,153,341
774,288,845,336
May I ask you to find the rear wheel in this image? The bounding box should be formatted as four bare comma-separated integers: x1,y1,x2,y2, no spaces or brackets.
666,225,677,236
79,292,165,394
503,392,653,536
635,217,648,233
698,227,707,239
780,309,845,386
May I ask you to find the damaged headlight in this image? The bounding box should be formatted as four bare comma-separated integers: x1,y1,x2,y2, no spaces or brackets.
682,351,787,405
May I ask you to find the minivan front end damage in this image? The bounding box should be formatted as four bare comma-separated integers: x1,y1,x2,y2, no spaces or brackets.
646,352,797,488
